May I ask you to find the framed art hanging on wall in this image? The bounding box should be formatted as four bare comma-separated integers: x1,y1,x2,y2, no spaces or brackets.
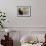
17,6,31,17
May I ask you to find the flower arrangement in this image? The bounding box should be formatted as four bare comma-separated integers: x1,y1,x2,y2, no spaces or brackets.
0,10,6,28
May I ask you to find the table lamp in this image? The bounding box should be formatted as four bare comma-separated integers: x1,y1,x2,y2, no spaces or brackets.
5,29,10,37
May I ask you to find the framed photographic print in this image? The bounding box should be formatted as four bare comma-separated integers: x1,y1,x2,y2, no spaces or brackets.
17,6,31,17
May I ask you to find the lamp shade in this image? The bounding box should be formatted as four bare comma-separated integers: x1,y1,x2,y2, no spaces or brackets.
5,29,10,33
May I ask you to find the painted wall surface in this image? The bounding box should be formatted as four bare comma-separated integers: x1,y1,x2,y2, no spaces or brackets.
0,0,46,46
0,0,46,27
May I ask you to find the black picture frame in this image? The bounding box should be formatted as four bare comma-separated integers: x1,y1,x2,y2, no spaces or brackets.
17,6,31,17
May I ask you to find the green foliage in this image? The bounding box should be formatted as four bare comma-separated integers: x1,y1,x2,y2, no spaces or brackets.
0,11,6,28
